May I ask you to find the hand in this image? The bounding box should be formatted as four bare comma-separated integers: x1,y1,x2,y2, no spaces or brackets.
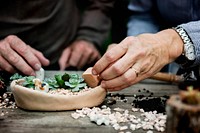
106,43,117,51
59,40,101,70
0,35,50,75
92,29,183,91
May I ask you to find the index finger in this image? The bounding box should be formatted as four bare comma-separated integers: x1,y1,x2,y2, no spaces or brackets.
6,35,42,70
92,41,128,75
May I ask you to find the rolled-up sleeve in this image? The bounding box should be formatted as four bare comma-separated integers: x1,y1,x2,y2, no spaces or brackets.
180,21,200,67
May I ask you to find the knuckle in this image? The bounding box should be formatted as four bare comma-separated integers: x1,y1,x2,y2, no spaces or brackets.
9,54,20,64
104,52,115,62
138,50,146,57
124,36,136,43
112,65,123,75
5,35,17,43
122,74,132,83
0,42,6,51
17,44,29,55
87,48,93,55
79,43,85,49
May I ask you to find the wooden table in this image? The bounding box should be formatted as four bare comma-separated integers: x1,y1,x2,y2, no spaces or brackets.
0,71,179,133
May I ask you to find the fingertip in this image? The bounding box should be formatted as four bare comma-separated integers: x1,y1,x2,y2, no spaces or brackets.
34,63,41,70
59,64,65,71
42,58,50,66
45,59,50,65
100,81,106,88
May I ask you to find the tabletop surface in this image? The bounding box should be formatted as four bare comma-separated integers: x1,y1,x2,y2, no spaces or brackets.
0,71,179,133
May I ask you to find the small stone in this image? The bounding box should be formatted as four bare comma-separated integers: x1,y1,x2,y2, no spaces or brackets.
130,124,136,131
146,130,153,133
120,126,128,130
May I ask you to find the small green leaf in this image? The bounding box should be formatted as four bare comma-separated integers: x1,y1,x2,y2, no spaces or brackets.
65,82,77,88
10,73,23,81
44,78,59,90
55,75,65,88
69,78,79,84
79,77,84,82
62,73,70,81
77,83,86,88
70,74,79,79
71,86,80,92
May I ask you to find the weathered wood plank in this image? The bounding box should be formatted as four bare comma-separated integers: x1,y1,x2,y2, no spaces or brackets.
0,71,180,133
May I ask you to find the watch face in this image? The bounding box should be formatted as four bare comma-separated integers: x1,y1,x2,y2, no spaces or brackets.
185,45,195,60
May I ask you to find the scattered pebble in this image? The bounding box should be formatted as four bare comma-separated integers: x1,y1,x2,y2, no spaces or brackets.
1,86,167,132
71,105,166,132
48,87,93,95
0,92,17,109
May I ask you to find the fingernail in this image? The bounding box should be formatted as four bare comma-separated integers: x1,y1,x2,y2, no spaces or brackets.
92,69,97,75
34,64,41,70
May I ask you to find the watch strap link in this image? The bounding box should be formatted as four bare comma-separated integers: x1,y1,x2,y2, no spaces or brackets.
173,26,196,68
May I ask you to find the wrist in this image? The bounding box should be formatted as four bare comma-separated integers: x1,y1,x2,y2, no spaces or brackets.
156,29,184,61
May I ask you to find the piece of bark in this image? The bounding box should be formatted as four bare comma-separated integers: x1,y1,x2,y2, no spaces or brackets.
82,67,100,88
166,95,200,133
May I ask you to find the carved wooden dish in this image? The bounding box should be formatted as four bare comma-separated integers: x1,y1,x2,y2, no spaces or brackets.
10,79,106,111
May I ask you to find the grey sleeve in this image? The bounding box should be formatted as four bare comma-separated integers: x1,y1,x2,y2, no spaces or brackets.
180,20,200,67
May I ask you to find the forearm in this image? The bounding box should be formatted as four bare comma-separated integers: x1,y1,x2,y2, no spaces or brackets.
76,0,114,50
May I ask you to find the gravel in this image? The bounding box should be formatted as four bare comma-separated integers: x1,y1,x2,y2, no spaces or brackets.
71,106,166,132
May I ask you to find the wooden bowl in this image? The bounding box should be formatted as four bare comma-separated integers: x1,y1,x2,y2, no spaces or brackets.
10,79,106,111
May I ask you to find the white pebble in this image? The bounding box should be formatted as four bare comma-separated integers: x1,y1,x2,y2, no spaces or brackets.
113,107,124,112
130,124,136,131
120,126,128,130
131,107,139,112
35,67,44,80
71,113,80,119
139,109,145,112
96,118,104,125
113,124,120,130
146,130,153,133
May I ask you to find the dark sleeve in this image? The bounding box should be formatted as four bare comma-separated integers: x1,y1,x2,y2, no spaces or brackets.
75,0,114,50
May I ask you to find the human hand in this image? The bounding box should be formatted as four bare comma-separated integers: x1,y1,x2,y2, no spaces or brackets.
59,40,101,70
0,35,50,75
92,29,183,91
106,43,117,51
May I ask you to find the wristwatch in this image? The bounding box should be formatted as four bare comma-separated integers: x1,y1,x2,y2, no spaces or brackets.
173,26,196,68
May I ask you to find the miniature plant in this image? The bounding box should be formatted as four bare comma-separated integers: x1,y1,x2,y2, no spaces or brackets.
10,73,23,81
22,76,35,88
180,86,200,105
55,73,86,92
44,78,59,90
10,73,87,92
